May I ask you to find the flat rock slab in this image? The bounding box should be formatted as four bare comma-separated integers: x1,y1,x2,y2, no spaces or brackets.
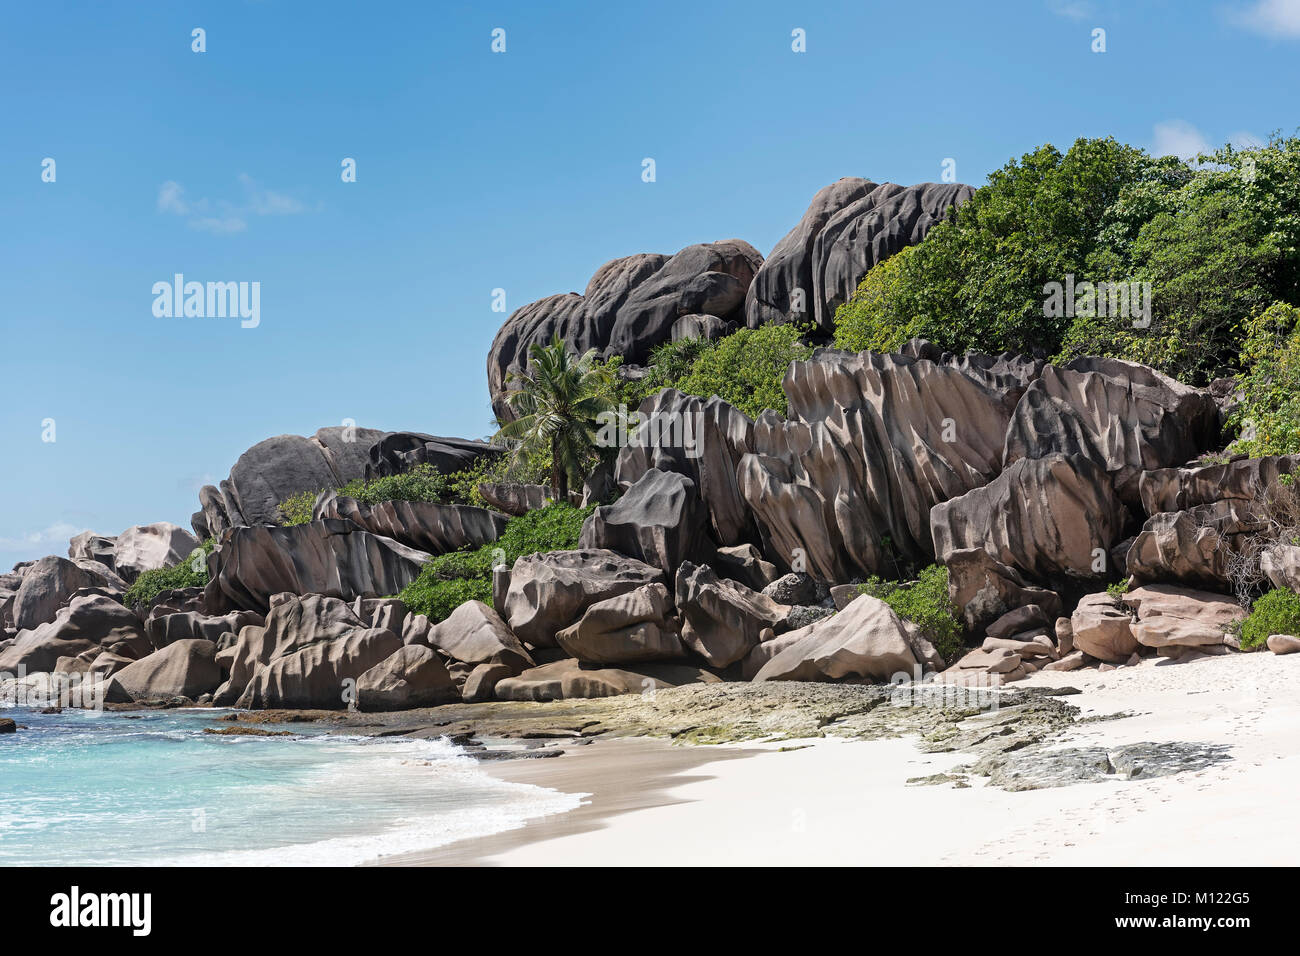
968,741,1232,791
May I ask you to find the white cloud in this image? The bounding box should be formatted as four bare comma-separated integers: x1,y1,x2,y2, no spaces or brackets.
0,522,85,554
156,174,308,235
1228,129,1266,149
1047,0,1095,20
1152,120,1212,160
1228,0,1300,37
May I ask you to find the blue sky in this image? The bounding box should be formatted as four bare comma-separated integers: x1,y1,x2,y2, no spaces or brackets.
2,0,1298,567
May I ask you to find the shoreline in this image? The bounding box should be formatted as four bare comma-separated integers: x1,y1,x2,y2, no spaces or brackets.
372,652,1300,866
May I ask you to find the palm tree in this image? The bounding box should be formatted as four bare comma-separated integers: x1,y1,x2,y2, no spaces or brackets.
493,334,614,500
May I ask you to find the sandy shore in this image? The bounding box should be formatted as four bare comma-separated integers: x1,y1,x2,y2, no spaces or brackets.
382,651,1300,866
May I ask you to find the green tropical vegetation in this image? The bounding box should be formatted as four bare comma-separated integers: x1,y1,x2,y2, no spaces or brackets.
494,334,615,500
1233,587,1300,650
834,134,1300,389
122,538,216,610
398,502,592,622
857,565,963,663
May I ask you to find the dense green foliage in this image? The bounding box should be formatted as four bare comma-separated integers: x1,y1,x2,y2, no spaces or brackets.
857,565,963,663
398,502,593,622
278,462,454,526
1229,302,1300,456
495,334,615,499
609,323,813,419
1235,588,1300,650
122,538,216,610
834,134,1300,385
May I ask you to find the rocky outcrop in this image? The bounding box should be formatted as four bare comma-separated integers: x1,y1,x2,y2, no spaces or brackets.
313,493,506,555
1262,545,1300,592
67,532,117,570
932,454,1129,592
356,645,459,710
364,433,500,481
476,482,580,516
144,610,262,650
235,626,402,709
425,600,534,672
488,240,763,420
1003,358,1220,508
675,561,790,668
944,548,1063,634
752,594,925,683
9,556,125,630
1070,592,1138,664
1122,585,1244,649
745,179,974,333
671,314,732,342
613,389,758,548
111,639,221,700
0,594,146,674
739,347,1031,581
501,549,664,648
203,519,431,614
555,583,684,664
193,425,389,534
494,658,719,702
1138,454,1300,515
579,469,703,577
112,523,201,582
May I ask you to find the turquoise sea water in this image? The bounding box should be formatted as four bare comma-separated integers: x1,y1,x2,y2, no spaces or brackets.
0,707,581,866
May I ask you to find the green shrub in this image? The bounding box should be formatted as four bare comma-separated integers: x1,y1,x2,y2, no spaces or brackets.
279,461,498,525
398,502,593,622
122,538,216,610
858,564,963,663
1235,588,1300,650
278,490,318,526
1229,301,1300,457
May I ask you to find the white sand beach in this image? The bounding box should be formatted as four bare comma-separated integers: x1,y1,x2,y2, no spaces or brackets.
385,651,1300,866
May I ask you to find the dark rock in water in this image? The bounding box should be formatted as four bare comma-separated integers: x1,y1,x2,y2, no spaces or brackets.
745,179,974,333
580,469,704,578
488,240,763,421
313,492,506,555
365,432,500,481
203,519,431,614
1003,357,1220,509
501,549,664,649
931,454,1130,593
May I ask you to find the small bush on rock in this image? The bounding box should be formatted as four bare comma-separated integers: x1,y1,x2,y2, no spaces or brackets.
858,564,963,663
122,538,216,610
399,502,593,622
1235,588,1300,650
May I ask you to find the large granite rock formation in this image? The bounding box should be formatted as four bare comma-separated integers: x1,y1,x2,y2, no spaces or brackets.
112,523,201,582
313,492,506,556
487,240,763,420
944,548,1063,634
425,600,534,673
738,347,1033,581
613,389,758,548
579,469,704,578
555,583,685,664
356,645,459,711
674,561,790,668
235,626,402,709
745,179,974,333
203,519,431,614
932,454,1129,592
111,639,221,700
500,549,664,648
1003,357,1220,508
10,556,125,630
364,432,500,480
192,425,389,535
67,532,118,571
752,593,926,683
494,658,718,702
0,594,146,674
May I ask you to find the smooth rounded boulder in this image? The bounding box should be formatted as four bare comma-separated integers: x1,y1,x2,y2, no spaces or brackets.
356,645,459,711
752,594,923,683
111,639,221,700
